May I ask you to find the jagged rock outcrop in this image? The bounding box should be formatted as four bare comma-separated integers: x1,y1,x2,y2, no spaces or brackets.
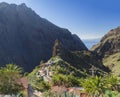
0,2,87,72
91,27,120,57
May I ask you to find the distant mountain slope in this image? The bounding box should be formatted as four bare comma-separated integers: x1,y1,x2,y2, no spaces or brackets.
91,27,120,56
0,2,87,72
91,27,120,76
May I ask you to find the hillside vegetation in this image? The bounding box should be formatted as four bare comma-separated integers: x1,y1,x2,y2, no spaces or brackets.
103,52,120,76
28,56,87,91
28,55,120,97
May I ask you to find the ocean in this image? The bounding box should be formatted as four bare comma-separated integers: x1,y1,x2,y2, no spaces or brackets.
82,38,100,49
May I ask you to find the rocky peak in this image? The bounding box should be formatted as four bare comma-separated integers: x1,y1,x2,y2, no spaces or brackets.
19,3,27,7
0,2,9,8
101,27,120,42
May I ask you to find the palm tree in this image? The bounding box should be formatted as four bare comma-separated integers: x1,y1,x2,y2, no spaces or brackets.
104,75,120,91
81,76,106,97
0,64,23,95
81,75,120,97
3,64,23,74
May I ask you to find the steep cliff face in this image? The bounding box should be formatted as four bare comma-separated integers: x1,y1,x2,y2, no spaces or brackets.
0,2,87,72
91,27,120,57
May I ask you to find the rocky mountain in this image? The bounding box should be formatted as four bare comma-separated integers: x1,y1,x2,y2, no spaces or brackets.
52,39,109,75
91,27,120,57
91,27,120,76
0,2,87,72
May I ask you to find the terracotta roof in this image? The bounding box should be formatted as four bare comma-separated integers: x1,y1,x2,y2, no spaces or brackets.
51,86,68,94
19,77,28,89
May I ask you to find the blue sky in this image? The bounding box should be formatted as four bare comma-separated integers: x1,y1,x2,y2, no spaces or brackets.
0,0,120,39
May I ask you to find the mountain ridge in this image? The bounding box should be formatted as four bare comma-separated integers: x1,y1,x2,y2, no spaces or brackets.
0,2,87,72
91,27,120,56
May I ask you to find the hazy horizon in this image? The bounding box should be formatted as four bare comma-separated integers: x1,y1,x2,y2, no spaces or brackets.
0,0,120,39
83,38,101,49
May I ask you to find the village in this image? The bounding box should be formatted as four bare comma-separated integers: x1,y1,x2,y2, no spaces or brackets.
34,58,87,97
